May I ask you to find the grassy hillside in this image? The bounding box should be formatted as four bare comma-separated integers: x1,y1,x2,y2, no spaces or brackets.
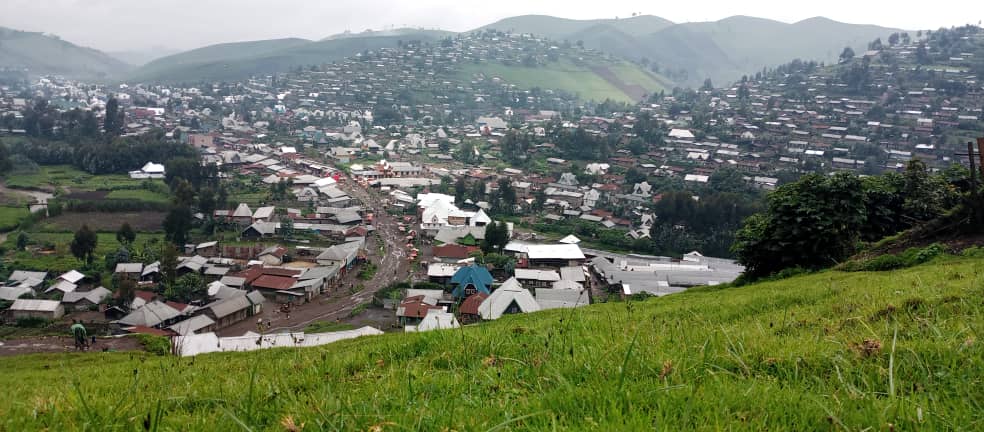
2,256,982,430
0,27,131,80
126,34,441,83
458,59,668,103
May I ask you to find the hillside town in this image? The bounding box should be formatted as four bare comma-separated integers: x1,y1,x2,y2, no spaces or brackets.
1,25,983,350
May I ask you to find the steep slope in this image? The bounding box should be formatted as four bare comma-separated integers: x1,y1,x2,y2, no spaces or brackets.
0,27,131,80
2,257,980,430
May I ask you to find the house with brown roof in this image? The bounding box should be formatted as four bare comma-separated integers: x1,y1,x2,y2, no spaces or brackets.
432,244,480,260
396,296,444,326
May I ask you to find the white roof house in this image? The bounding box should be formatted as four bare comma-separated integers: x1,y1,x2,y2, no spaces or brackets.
45,280,78,295
129,162,166,179
514,269,561,282
10,299,64,313
232,203,253,218
668,129,695,140
405,309,460,332
478,278,540,320
58,270,86,284
525,244,586,261
559,235,581,244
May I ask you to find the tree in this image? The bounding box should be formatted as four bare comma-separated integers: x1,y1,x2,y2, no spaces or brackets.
165,273,205,303
701,78,714,91
116,223,136,246
163,206,193,246
624,167,647,186
839,47,856,63
494,178,516,214
888,33,900,46
171,178,196,208
732,173,866,278
15,232,29,251
281,217,295,240
454,177,467,204
198,187,216,216
481,221,510,254
70,225,98,264
0,142,11,173
160,245,178,289
104,97,121,135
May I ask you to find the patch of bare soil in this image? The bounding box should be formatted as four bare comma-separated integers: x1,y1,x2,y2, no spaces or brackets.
0,335,144,357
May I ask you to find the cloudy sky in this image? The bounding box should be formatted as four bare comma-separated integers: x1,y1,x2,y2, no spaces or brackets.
0,0,980,52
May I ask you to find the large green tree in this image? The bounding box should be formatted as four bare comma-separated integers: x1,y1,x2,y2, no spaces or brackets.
732,173,866,277
70,225,99,264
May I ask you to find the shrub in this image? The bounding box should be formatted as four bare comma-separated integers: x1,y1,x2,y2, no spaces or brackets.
15,317,49,328
136,334,171,356
841,243,947,272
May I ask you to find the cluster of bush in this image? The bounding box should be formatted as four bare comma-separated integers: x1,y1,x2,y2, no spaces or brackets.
839,243,946,272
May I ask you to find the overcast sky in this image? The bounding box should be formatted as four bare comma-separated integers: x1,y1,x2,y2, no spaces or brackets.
0,0,980,52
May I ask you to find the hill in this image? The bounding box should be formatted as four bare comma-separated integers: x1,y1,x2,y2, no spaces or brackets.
323,28,455,41
479,15,900,86
479,14,676,39
125,34,444,83
2,256,980,430
106,46,181,67
0,27,131,80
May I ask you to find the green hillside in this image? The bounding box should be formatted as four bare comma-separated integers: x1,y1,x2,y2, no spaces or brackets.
458,59,669,103
478,15,900,87
3,256,981,430
125,35,443,83
0,27,131,80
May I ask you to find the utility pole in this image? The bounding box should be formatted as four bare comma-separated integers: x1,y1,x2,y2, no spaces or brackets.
956,139,984,224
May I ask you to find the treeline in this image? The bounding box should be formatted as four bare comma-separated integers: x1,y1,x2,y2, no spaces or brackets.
733,160,965,278
5,131,197,175
2,97,198,175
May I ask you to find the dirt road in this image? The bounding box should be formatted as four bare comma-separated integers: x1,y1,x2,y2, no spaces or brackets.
217,179,414,336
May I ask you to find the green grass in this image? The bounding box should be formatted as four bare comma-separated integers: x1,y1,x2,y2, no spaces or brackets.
1,257,982,430
0,206,29,231
2,232,164,274
458,60,652,103
304,321,357,333
104,189,171,204
4,165,161,191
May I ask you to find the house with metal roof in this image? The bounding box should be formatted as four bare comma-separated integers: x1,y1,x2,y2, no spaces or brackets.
8,299,64,321
477,278,540,320
450,264,494,298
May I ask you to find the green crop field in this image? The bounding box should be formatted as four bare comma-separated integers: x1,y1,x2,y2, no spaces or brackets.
457,60,662,103
105,189,171,204
4,165,161,191
0,206,29,231
1,255,982,430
